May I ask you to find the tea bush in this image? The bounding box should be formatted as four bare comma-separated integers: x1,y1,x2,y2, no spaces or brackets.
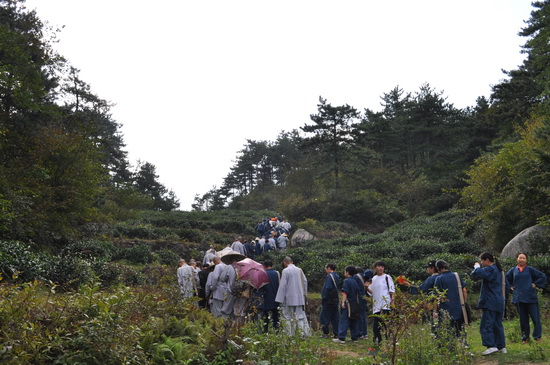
120,243,154,264
61,239,118,261
0,240,48,282
156,249,180,266
45,254,96,289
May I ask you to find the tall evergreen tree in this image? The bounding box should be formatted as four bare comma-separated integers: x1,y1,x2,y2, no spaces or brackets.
301,96,359,190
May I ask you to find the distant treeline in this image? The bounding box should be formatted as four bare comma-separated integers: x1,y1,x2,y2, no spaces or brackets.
0,1,179,248
194,0,550,249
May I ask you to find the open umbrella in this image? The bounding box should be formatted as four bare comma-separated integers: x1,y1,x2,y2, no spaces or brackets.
217,247,246,264
232,258,270,289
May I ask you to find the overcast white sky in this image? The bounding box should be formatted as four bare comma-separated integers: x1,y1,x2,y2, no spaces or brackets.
25,0,533,210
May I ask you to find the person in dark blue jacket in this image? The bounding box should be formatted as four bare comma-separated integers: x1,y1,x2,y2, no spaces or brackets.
433,260,468,344
506,252,547,344
333,266,361,344
406,260,439,295
260,259,280,332
319,263,340,339
354,266,368,340
243,240,255,259
471,252,506,356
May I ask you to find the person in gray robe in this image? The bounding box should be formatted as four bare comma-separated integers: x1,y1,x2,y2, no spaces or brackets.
277,233,289,251
207,257,229,318
177,259,198,299
220,263,238,318
231,236,245,255
275,256,311,337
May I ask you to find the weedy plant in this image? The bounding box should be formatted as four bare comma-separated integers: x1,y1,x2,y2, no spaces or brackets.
373,284,474,365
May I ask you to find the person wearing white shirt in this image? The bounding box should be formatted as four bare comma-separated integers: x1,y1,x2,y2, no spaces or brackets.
366,261,395,345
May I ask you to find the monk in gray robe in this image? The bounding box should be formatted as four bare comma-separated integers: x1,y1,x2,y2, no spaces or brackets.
275,256,311,336
207,257,229,318
177,259,197,299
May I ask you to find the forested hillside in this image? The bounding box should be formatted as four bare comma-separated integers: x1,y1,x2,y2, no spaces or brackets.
0,0,179,249
0,1,548,364
194,0,549,251
1,0,549,254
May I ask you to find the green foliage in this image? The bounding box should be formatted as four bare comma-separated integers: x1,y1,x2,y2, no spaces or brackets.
156,249,180,266
45,254,96,289
133,161,180,211
460,116,550,249
119,243,154,264
62,239,118,261
0,240,47,282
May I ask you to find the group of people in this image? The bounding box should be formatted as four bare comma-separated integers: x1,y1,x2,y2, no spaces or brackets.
179,247,547,357
320,261,393,345
179,252,310,336
400,252,547,356
227,234,289,259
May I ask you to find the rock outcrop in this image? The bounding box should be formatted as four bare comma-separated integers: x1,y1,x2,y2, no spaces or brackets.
290,229,316,247
500,225,549,258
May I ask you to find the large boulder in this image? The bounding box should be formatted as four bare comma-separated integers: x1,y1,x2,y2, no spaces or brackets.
290,229,316,247
500,225,549,258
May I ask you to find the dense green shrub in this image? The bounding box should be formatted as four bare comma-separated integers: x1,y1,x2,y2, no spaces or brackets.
0,240,48,282
120,243,154,264
113,223,159,239
93,261,123,287
45,255,95,288
177,228,204,242
61,240,118,261
156,249,180,266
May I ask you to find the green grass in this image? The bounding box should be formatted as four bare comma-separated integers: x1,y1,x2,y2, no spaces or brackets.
310,317,549,364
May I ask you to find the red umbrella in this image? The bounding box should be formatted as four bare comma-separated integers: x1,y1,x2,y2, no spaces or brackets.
232,258,270,289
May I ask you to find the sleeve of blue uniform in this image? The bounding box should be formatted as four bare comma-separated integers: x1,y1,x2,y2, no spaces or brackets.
471,266,491,280
505,268,514,287
531,266,547,288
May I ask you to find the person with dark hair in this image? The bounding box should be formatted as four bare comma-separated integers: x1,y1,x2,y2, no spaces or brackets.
198,263,212,308
506,252,547,344
471,252,506,356
433,259,468,345
354,266,368,340
320,263,340,339
405,260,440,295
243,240,255,259
260,259,280,332
366,261,395,345
333,266,361,344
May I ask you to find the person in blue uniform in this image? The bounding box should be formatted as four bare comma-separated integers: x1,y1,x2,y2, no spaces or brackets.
433,260,468,345
354,266,368,340
471,252,506,356
259,259,280,332
333,266,361,344
406,260,439,295
506,252,547,344
319,263,339,339
243,240,255,259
